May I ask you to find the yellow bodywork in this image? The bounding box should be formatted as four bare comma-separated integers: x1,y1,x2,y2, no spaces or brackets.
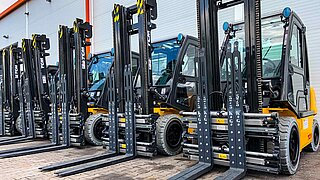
88,108,108,115
153,107,180,116
263,86,318,152
186,87,317,152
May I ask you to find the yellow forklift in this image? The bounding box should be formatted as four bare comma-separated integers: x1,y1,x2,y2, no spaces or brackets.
172,0,319,179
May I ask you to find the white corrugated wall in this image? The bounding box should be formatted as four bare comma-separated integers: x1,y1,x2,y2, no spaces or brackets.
260,0,320,111
0,0,85,64
0,4,26,49
28,0,85,64
91,0,198,54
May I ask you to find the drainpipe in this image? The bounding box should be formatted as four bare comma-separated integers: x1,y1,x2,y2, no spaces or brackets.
85,0,91,58
25,1,29,38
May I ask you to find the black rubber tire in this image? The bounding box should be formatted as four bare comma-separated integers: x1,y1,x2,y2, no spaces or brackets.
306,119,320,152
156,114,183,156
279,117,300,175
84,113,104,146
15,115,23,135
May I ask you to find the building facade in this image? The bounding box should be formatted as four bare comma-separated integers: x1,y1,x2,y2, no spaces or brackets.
1,0,320,108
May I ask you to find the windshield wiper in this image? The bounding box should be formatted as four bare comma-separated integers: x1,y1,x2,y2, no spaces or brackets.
263,45,272,59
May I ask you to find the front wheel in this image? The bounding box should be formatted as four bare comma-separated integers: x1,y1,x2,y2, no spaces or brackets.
84,113,104,146
156,114,183,156
279,117,300,175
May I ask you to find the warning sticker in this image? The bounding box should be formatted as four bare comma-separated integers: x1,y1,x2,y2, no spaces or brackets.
218,154,228,160
216,118,225,124
303,119,309,129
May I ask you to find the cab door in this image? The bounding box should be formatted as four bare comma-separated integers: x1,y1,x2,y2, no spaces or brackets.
168,36,198,111
286,16,311,116
286,14,314,148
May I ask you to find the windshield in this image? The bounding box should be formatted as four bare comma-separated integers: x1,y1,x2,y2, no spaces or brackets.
221,15,284,79
151,39,181,86
89,52,113,91
261,17,284,78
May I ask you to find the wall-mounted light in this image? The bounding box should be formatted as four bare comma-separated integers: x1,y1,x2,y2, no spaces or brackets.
3,35,9,39
25,12,29,15
46,0,51,2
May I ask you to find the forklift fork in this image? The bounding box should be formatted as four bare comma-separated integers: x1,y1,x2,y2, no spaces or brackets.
40,65,136,176
0,75,69,158
170,47,213,180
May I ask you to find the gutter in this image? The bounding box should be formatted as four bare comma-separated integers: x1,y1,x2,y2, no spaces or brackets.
0,0,29,20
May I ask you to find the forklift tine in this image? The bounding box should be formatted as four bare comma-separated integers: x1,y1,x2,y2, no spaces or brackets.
169,163,212,180
55,155,134,177
0,137,33,145
0,145,68,159
215,168,245,180
0,135,27,142
0,143,56,155
40,152,117,171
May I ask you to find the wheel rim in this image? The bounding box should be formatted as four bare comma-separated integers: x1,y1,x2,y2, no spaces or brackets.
289,126,299,166
165,120,182,149
314,125,319,146
93,118,104,141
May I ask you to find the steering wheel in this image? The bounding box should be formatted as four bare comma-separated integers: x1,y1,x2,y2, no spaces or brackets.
263,58,276,69
262,58,277,76
161,68,172,74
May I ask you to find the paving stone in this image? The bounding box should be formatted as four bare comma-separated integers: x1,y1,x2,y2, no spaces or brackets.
0,140,319,179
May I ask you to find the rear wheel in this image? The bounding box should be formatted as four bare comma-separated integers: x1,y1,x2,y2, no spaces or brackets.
84,113,104,146
279,117,300,175
307,119,320,152
156,114,183,156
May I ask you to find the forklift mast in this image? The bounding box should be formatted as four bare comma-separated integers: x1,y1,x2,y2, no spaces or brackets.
112,4,130,113
113,0,157,115
0,44,22,136
73,19,92,118
9,44,22,128
57,19,92,146
136,0,157,114
2,47,11,111
58,25,73,127
243,0,263,113
197,0,222,111
22,39,37,105
21,35,52,138
31,34,51,113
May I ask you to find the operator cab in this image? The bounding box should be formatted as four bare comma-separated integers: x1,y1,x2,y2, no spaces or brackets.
149,35,199,111
221,8,312,117
88,52,114,100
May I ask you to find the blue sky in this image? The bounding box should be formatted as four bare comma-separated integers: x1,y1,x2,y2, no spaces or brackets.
0,0,17,13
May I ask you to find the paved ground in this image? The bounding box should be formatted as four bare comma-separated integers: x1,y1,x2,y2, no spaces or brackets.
0,140,319,180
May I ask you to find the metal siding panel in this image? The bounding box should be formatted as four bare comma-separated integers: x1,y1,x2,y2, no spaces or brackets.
261,0,320,111
92,0,136,54
28,0,85,65
0,4,26,49
92,0,197,54
152,0,197,41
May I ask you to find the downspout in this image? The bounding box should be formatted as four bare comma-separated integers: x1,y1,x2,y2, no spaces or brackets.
25,1,29,38
90,0,94,54
85,0,91,58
